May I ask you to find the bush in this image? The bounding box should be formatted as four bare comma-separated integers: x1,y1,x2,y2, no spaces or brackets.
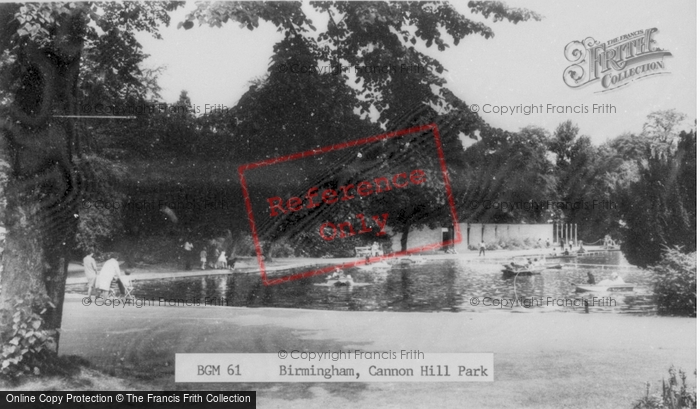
652,247,696,317
269,238,295,258
229,233,255,257
500,238,526,250
289,231,390,258
0,293,57,380
75,155,127,254
633,366,696,409
485,242,500,251
525,238,544,248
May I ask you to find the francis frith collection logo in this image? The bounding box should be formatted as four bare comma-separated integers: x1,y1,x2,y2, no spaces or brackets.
563,28,672,93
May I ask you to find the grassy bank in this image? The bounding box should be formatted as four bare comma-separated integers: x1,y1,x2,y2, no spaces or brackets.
48,296,696,408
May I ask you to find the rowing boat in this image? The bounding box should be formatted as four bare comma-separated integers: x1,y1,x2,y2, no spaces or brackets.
356,261,392,270
395,256,428,265
314,279,371,287
502,256,546,277
502,265,545,277
575,284,635,292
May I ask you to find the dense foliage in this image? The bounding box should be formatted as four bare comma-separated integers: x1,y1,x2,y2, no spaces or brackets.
651,248,696,317
0,293,56,379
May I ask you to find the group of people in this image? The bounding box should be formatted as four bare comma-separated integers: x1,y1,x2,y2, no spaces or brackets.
363,241,383,262
603,235,617,249
83,252,132,299
182,239,237,271
327,267,353,285
200,247,237,270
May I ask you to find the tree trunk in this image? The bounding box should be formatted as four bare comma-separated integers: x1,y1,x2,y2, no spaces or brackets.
262,241,273,262
0,21,83,352
0,198,46,302
400,224,411,252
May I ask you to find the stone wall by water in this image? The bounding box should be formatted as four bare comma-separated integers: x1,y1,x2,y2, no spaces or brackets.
388,223,555,253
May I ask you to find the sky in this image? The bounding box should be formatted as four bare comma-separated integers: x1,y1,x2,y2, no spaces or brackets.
136,0,697,145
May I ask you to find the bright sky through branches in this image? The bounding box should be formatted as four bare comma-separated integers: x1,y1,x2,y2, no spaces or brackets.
136,0,696,145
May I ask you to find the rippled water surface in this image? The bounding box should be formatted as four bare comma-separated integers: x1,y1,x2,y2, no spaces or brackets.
75,252,657,314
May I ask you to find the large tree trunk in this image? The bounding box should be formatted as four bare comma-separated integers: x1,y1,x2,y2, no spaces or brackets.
1,200,46,300
0,189,72,336
0,18,84,351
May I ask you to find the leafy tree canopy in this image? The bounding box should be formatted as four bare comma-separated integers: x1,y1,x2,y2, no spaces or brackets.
181,1,541,122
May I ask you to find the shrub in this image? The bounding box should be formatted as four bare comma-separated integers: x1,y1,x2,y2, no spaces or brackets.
290,231,390,258
524,238,543,248
652,247,696,317
485,242,500,251
229,233,255,257
501,238,526,250
269,238,295,258
633,366,696,409
0,293,57,380
75,155,127,254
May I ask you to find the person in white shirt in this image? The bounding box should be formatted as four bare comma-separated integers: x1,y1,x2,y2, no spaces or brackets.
183,240,194,270
216,250,227,269
83,252,98,297
96,256,126,297
200,248,208,270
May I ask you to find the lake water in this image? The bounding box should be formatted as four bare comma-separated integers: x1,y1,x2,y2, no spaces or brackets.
80,251,656,315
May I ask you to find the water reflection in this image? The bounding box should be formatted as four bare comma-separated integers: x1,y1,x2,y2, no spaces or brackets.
74,252,657,314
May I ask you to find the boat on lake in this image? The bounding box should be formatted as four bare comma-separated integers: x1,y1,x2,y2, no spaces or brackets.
315,277,372,287
575,283,635,292
395,256,428,265
356,261,392,270
502,257,546,276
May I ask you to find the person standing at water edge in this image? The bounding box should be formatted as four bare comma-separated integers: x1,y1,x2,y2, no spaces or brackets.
183,239,193,270
96,255,126,297
200,247,207,270
83,251,98,298
479,241,486,256
227,248,237,270
546,238,550,248
216,250,227,269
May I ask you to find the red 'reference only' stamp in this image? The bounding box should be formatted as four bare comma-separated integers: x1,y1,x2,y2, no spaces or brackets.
238,123,461,286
